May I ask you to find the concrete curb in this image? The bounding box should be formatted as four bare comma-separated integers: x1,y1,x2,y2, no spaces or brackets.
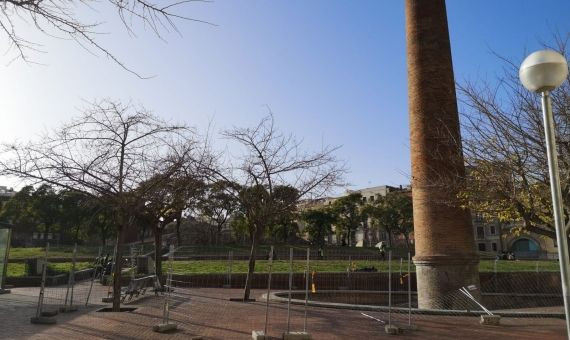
264,290,565,319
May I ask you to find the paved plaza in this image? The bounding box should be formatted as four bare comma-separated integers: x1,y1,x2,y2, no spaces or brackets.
0,283,565,339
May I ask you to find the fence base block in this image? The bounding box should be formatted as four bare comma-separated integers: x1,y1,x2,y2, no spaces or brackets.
102,297,114,303
0,289,10,294
230,298,256,302
153,323,177,333
384,325,401,335
41,310,59,317
30,316,57,324
252,330,267,340
59,306,78,313
399,324,418,331
282,331,312,339
480,315,501,326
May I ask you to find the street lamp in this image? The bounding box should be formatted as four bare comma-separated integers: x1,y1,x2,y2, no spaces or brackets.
520,49,569,338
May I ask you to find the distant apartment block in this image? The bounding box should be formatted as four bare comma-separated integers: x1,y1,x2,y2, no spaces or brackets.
301,184,558,258
0,186,15,199
299,185,411,248
472,213,557,259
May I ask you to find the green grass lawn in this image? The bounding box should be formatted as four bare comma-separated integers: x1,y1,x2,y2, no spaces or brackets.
5,259,559,277
7,244,561,277
6,262,91,277
175,245,385,256
8,244,392,260
9,244,153,259
163,259,560,274
10,247,107,259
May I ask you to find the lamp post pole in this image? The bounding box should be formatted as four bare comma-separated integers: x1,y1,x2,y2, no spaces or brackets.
520,49,570,338
540,90,570,338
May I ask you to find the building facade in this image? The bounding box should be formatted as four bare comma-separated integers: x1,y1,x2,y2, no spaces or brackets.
303,184,558,258
472,215,557,259
299,185,411,248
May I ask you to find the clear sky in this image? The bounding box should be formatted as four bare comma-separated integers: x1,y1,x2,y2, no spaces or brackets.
1,0,569,193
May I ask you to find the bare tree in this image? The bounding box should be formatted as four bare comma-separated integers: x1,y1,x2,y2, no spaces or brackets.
0,0,213,76
220,114,346,301
0,99,198,310
458,35,570,241
136,145,212,280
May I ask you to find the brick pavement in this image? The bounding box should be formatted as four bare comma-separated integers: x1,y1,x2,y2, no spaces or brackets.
0,285,565,339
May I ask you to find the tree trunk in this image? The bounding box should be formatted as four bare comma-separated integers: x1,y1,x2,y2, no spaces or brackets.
498,223,504,252
140,223,147,246
242,227,260,301
363,219,370,247
44,224,51,246
404,233,411,251
175,213,182,246
100,225,107,247
112,226,125,312
154,224,163,280
387,229,393,248
74,224,81,245
217,223,224,245
371,228,379,245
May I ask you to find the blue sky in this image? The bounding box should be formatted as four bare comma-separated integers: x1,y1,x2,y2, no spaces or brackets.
0,0,569,193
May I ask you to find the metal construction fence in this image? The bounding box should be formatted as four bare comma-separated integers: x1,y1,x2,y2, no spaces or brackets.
0,244,565,338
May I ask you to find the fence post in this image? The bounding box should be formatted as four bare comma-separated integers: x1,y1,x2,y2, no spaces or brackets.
384,250,401,334
103,243,118,302
86,247,102,306
493,258,498,293
286,247,293,334
153,244,176,333
263,246,275,337
61,243,78,312
224,251,233,288
130,246,137,280
304,247,310,333
69,243,78,311
229,250,233,288
536,261,540,293
388,250,392,327
408,252,411,327
30,243,56,324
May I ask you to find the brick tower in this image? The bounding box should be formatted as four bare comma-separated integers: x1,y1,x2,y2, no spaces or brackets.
405,0,480,308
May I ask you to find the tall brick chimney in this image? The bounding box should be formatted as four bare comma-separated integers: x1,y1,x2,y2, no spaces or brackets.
405,0,480,308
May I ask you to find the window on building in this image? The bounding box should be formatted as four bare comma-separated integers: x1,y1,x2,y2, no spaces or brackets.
47,233,53,240
370,196,374,202
492,243,497,251
33,232,38,239
489,226,496,235
478,243,486,251
477,226,485,239
475,213,484,222
362,197,367,202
